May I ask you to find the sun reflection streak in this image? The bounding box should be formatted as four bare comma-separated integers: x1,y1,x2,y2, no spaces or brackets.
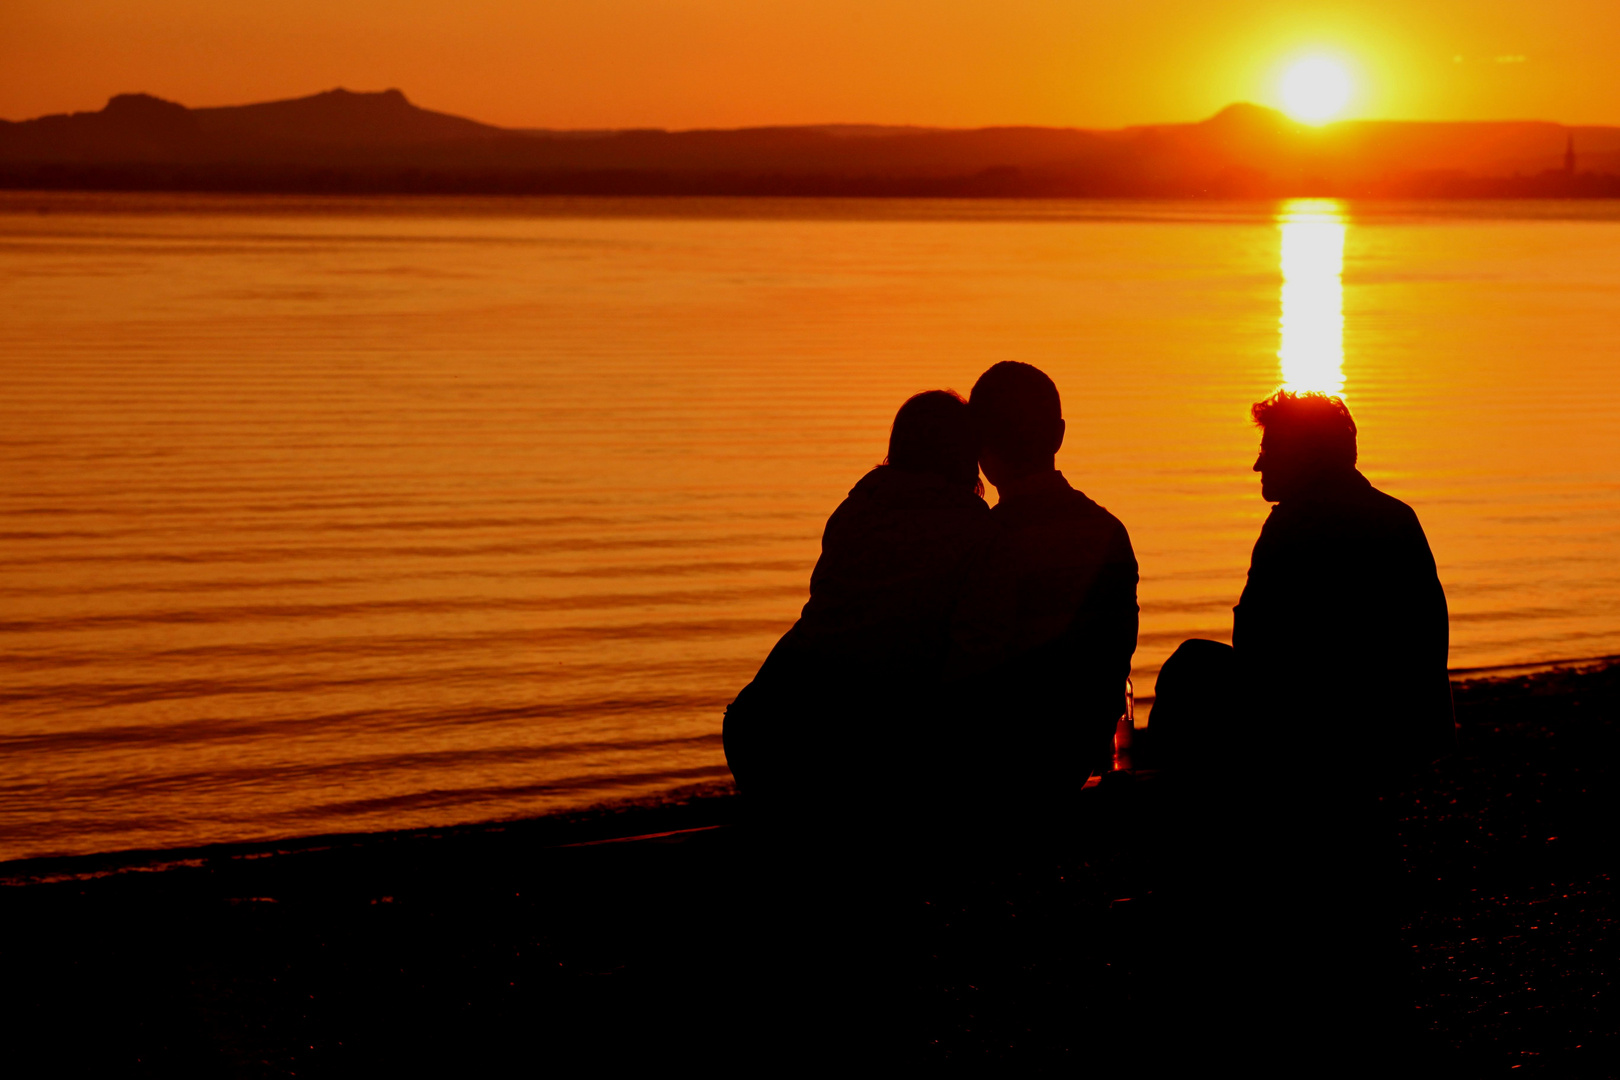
1278,199,1346,397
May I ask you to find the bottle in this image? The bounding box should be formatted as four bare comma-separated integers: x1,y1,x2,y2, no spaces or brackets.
1112,677,1135,772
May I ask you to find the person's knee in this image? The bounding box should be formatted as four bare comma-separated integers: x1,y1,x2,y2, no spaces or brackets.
1161,638,1235,683
1150,638,1237,768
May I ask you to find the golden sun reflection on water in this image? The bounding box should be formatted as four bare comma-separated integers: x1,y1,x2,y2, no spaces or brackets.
1278,199,1346,397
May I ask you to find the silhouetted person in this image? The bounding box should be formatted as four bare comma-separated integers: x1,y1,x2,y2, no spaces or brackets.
1153,390,1453,774
723,390,1012,821
966,361,1139,809
1151,391,1453,1069
720,390,1016,1059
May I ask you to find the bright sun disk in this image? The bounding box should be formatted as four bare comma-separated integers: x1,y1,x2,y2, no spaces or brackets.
1280,57,1353,124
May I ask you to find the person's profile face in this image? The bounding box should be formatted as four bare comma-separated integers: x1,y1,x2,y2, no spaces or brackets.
1254,432,1299,503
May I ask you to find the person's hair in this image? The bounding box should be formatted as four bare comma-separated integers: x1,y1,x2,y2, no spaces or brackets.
1251,390,1358,469
884,389,982,494
968,361,1062,470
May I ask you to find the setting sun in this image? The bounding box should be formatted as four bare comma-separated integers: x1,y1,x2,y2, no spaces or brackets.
1280,56,1354,124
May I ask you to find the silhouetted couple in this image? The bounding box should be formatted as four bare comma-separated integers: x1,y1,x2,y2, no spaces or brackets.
722,365,1454,1064
724,370,1452,824
723,362,1137,832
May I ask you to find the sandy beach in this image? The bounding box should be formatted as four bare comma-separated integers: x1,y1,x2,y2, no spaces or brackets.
1,662,1614,1074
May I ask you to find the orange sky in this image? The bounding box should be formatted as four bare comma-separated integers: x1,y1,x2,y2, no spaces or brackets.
4,0,1619,129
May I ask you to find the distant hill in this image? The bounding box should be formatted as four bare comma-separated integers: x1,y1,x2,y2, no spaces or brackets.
4,89,1619,197
0,89,504,164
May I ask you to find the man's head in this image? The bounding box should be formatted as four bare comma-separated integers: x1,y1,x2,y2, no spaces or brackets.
1250,390,1358,502
968,362,1065,488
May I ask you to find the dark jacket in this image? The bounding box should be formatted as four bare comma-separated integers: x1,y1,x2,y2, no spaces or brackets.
983,470,1139,781
1234,468,1454,775
789,466,1013,673
723,466,1013,809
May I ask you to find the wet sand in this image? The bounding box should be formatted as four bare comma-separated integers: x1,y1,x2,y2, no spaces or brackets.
1,663,1613,1075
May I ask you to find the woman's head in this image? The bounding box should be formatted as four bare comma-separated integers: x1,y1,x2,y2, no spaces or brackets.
885,389,982,494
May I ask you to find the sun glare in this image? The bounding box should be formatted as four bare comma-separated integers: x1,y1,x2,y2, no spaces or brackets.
1280,57,1353,124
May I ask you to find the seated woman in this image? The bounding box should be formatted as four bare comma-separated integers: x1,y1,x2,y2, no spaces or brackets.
722,390,1013,821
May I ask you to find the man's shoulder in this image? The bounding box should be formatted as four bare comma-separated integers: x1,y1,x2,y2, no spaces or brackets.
990,473,1134,590
1266,473,1427,551
1070,487,1128,531
1343,478,1428,543
1361,480,1421,521
992,472,1127,530
1049,483,1132,551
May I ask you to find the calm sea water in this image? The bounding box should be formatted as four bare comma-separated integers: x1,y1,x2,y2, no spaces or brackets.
3,193,1619,862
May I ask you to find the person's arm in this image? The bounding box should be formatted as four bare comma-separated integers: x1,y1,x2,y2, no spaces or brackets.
1384,514,1455,769
1064,521,1140,768
1338,507,1454,778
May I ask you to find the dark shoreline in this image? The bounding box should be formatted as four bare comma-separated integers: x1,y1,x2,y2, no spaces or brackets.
9,91,1620,203
0,779,743,889
9,177,1620,200
7,175,1620,199
3,655,1611,885
1,662,1614,1074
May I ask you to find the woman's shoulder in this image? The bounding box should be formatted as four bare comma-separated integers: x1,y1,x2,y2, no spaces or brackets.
819,467,997,566
847,465,989,514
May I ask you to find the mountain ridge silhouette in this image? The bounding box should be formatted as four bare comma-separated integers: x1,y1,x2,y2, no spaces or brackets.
4,88,1618,197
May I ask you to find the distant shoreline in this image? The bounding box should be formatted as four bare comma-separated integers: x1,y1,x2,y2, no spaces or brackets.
5,169,1620,199
10,90,1620,201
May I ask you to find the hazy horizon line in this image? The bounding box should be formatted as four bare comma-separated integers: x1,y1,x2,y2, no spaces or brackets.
8,87,1615,134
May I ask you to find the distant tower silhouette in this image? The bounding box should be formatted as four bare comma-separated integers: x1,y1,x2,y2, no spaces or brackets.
1564,133,1576,175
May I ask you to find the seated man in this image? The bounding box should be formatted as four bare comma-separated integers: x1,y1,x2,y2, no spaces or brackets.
965,362,1139,800
1150,390,1454,1062
1153,390,1454,776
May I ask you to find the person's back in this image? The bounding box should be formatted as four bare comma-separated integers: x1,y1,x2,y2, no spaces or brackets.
1236,393,1453,775
789,465,1006,675
988,472,1136,665
967,362,1139,798
723,390,1012,816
